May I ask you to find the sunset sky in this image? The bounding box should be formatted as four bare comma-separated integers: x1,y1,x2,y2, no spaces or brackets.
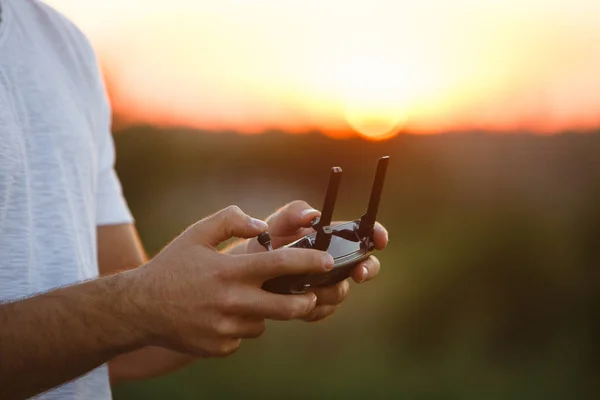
47,0,600,139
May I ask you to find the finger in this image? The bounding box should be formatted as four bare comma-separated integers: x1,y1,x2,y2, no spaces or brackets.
269,200,320,229
191,206,268,247
241,290,318,320
373,222,389,250
267,201,321,237
350,255,381,283
302,305,338,323
308,280,350,306
238,247,334,280
284,200,321,228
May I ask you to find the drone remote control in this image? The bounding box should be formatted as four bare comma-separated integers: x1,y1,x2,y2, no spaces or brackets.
259,156,390,295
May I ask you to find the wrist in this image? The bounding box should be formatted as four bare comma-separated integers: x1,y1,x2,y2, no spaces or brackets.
107,268,161,349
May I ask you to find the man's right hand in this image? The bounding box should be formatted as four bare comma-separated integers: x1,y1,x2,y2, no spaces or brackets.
0,205,332,399
131,205,334,358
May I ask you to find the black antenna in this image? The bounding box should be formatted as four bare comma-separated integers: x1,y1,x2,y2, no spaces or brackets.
358,156,390,237
313,166,342,250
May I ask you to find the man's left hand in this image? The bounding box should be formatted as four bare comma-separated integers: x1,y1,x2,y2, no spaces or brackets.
244,200,388,322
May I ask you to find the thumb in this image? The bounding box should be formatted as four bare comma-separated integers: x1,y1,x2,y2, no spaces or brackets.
191,206,268,247
268,200,321,235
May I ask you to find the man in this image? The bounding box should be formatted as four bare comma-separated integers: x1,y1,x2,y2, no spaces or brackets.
0,0,387,399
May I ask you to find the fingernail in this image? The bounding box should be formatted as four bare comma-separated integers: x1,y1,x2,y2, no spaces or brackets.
360,265,369,283
300,208,320,218
250,218,268,231
322,254,334,270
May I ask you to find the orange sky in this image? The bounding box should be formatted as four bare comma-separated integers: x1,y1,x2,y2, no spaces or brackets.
47,0,600,139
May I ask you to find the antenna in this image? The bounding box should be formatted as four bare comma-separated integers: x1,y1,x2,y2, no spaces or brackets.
313,166,342,250
358,156,390,237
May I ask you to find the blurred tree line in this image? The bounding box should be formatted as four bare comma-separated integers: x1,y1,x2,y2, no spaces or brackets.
112,127,600,399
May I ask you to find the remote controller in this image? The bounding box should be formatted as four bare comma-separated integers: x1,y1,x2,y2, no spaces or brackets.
258,156,390,295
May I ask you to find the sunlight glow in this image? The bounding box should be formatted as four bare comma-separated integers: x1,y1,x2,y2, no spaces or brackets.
45,0,600,138
338,58,409,139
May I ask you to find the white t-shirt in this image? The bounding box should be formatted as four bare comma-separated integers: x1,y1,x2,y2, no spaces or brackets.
0,0,133,398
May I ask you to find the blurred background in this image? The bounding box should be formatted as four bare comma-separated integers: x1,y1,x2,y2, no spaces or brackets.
49,1,599,398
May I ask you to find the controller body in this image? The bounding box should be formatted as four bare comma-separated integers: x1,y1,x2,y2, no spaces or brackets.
259,156,389,295
262,221,375,294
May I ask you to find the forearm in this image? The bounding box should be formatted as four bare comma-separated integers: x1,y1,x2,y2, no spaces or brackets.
0,270,149,399
109,347,195,385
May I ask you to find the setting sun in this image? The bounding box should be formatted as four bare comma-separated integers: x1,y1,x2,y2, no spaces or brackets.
45,0,600,138
337,56,410,140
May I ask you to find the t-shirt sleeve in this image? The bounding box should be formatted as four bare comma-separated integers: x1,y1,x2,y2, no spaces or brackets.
71,23,133,226
93,68,133,225
95,125,134,226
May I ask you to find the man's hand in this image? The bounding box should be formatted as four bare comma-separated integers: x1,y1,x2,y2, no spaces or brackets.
0,206,334,399
135,205,334,357
233,200,388,322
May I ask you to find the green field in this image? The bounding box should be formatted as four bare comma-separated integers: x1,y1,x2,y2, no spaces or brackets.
112,128,600,399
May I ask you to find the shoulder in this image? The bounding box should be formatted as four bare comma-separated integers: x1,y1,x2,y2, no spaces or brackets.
27,1,109,117
35,1,99,67
14,1,103,91
11,1,112,137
